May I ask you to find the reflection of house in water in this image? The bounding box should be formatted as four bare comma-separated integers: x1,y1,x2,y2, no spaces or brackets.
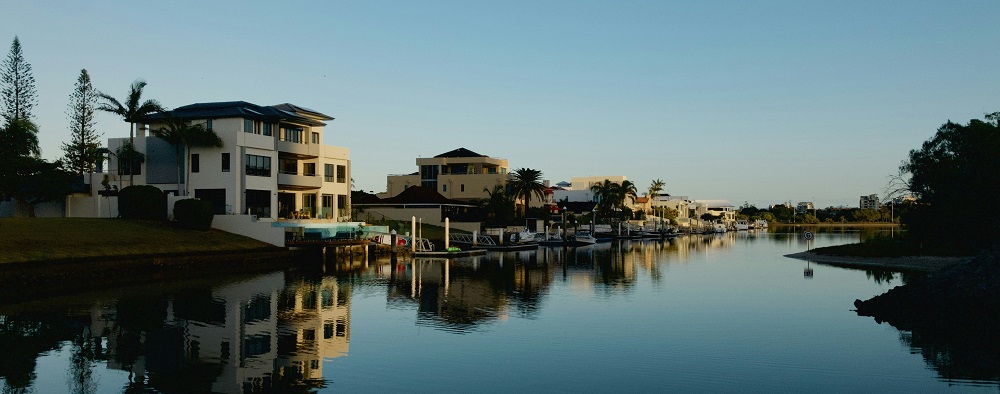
172,272,285,393
276,276,351,382
387,256,553,332
78,271,352,393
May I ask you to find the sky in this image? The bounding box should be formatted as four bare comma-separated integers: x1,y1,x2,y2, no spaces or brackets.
2,1,998,208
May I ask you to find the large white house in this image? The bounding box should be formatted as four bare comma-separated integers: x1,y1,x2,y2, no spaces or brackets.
107,101,352,221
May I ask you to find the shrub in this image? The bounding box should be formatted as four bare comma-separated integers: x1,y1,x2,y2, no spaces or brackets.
118,185,166,220
173,198,214,230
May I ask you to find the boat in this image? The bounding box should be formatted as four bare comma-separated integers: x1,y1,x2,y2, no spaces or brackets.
734,219,749,231
568,230,598,246
753,219,768,230
712,223,727,233
507,227,539,245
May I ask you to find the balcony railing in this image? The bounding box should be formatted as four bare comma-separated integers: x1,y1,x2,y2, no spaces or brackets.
278,171,322,189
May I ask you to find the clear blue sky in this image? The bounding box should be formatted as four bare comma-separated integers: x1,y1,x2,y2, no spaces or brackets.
4,1,998,208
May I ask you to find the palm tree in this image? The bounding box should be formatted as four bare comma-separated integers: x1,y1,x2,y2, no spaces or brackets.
647,179,665,199
481,183,514,227
151,117,222,196
619,179,638,210
589,179,613,211
508,168,546,218
97,80,164,185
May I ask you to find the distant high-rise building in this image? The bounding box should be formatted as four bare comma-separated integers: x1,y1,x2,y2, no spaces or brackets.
796,202,814,214
860,194,880,210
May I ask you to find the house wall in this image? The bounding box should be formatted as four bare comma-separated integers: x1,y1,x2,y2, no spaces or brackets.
382,174,420,199
437,174,506,201
212,214,286,246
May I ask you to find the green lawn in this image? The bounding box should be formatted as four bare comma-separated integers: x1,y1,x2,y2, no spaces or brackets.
0,218,274,264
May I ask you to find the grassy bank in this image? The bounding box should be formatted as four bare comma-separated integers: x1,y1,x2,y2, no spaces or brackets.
0,218,274,264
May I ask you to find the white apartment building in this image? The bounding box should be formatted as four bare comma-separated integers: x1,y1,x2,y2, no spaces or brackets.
860,194,880,210
116,101,353,221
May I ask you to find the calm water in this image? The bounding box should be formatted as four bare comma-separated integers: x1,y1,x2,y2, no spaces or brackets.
2,229,997,393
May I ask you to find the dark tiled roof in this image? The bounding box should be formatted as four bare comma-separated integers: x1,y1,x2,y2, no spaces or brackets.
434,147,485,158
142,101,328,126
271,103,334,120
375,186,473,206
351,191,382,204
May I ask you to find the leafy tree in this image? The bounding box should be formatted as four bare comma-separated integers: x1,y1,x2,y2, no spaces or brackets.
901,113,1000,250
61,69,102,175
0,117,38,157
152,117,223,196
769,204,795,222
0,36,37,123
852,208,881,222
739,202,760,217
0,120,75,217
700,213,717,221
97,79,164,185
508,168,546,217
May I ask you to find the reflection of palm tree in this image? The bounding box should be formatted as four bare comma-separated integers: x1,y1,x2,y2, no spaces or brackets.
97,80,164,185
151,117,223,196
509,168,546,218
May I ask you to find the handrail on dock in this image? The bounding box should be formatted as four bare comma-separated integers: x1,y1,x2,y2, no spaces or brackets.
449,233,496,246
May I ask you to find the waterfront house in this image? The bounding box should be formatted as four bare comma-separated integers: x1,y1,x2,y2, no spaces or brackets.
131,101,352,221
381,148,509,202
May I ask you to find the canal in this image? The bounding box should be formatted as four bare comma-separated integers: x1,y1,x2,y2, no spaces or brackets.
1,229,996,393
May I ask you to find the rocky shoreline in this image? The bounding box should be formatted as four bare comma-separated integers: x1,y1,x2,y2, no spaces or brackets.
849,247,1000,381
853,247,1000,322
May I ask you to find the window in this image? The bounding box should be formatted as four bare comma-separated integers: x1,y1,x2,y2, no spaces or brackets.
246,154,271,177
336,165,346,183
443,184,447,192
337,194,347,216
280,126,303,143
244,119,254,133
262,123,273,136
191,154,200,173
311,132,319,144
279,158,297,175
205,119,212,130
461,184,465,192
324,164,334,182
222,153,230,172
303,163,316,176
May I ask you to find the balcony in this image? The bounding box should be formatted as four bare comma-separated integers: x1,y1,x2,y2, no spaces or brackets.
278,140,319,159
278,171,322,190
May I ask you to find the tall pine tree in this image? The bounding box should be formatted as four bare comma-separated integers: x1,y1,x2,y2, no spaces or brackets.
1,36,38,123
61,69,102,175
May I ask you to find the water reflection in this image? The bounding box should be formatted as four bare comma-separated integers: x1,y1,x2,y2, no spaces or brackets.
0,271,352,393
2,229,997,392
